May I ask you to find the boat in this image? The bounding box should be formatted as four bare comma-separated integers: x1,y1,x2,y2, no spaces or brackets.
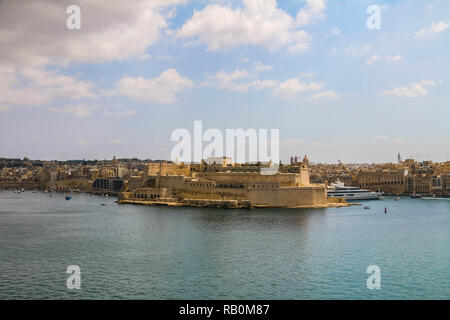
327,180,383,200
395,197,400,201
65,195,72,200
410,194,422,199
363,206,370,209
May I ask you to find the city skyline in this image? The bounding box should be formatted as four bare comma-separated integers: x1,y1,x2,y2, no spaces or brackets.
1,0,449,163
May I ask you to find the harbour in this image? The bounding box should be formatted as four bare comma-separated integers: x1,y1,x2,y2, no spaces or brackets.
0,190,448,299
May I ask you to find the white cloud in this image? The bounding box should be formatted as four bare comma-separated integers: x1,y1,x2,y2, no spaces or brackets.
366,54,402,65
346,44,371,56
109,69,194,103
249,79,278,91
273,78,324,99
203,66,277,92
49,104,99,118
0,0,184,68
177,0,322,52
253,61,273,73
0,67,96,110
296,0,326,27
330,27,341,36
308,90,340,100
366,54,380,65
382,80,438,98
416,21,450,38
386,55,403,62
203,69,250,92
203,68,337,100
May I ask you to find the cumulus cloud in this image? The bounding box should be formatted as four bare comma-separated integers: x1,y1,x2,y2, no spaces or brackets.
308,90,340,100
416,21,450,38
296,0,326,27
346,44,371,56
0,0,184,68
273,78,324,99
0,67,96,109
176,0,326,52
202,64,277,92
49,103,99,118
0,0,184,110
109,69,194,103
382,80,438,98
203,67,338,100
366,54,403,65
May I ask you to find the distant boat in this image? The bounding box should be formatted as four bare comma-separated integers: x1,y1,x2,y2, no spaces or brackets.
363,206,370,209
385,206,387,214
395,197,400,201
410,194,422,198
65,195,72,200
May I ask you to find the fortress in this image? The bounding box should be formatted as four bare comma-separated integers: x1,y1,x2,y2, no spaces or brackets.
118,158,346,208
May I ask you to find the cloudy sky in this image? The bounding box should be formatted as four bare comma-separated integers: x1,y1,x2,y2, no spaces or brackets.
0,0,449,163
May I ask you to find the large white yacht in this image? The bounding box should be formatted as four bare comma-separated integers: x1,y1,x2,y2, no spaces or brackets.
327,180,383,200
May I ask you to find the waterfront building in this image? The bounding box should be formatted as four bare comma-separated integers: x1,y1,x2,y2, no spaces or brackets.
119,160,329,208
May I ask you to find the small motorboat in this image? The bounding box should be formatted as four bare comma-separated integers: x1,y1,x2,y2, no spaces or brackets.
363,206,370,209
65,195,72,200
395,197,400,201
410,194,422,199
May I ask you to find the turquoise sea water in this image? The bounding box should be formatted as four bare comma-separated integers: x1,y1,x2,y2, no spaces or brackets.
0,190,448,299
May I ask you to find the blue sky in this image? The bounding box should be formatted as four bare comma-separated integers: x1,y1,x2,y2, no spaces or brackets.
0,0,449,163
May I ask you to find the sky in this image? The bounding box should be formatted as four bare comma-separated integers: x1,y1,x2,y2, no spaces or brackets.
0,0,449,163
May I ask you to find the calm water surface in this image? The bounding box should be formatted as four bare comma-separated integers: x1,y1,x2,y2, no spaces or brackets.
0,190,448,299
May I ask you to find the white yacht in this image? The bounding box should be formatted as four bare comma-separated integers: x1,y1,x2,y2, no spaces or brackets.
327,180,383,200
